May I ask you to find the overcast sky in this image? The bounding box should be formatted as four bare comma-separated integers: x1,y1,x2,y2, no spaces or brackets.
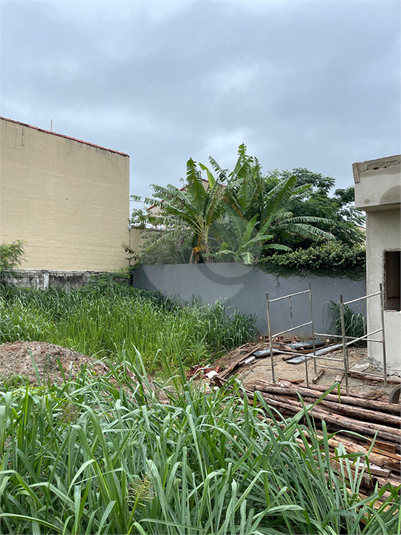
1,0,400,211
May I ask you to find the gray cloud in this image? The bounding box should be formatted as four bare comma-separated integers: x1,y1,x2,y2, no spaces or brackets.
1,0,400,205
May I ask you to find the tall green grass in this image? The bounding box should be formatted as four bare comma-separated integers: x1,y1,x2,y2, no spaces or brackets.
0,358,399,534
324,300,365,345
0,284,257,370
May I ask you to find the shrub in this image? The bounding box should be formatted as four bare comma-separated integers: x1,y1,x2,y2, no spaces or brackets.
0,240,25,279
258,243,366,280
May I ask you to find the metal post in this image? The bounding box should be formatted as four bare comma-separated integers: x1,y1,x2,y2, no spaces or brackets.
379,283,387,387
340,295,349,396
266,292,276,384
289,296,294,330
362,300,367,337
303,286,311,386
309,283,317,375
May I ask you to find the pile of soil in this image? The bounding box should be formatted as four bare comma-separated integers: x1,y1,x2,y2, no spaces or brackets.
0,341,110,386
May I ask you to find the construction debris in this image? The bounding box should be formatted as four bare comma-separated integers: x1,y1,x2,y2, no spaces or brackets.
286,343,343,364
187,364,221,378
211,373,401,494
312,369,325,384
348,371,401,384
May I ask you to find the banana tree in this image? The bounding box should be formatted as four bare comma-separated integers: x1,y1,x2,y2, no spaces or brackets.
132,158,225,263
214,207,290,265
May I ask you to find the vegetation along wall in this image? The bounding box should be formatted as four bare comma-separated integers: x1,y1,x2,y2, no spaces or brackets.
0,117,130,271
132,263,366,337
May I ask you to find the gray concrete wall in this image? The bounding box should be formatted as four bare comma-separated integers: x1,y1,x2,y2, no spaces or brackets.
132,263,366,337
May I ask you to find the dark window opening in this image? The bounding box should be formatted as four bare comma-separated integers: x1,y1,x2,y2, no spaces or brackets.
384,251,401,311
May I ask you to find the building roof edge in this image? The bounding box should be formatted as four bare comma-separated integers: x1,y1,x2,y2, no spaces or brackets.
0,116,129,157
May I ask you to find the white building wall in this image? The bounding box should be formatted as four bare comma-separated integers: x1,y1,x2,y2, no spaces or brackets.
366,208,401,372
354,154,401,374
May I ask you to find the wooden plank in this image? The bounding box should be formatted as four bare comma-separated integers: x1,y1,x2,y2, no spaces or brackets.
367,439,396,454
348,371,401,384
312,369,325,384
220,345,261,378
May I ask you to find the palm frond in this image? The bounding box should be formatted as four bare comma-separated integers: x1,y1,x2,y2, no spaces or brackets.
276,221,334,240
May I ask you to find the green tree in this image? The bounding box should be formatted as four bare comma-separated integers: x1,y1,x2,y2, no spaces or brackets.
132,145,363,269
212,145,334,260
132,158,225,263
0,240,25,279
265,168,365,249
214,208,289,265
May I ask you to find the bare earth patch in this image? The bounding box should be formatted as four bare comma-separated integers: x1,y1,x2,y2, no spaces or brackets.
211,341,395,398
0,340,110,386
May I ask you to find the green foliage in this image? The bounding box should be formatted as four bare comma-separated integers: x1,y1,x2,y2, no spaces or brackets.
132,157,226,263
324,300,366,342
135,228,193,265
133,145,337,266
258,243,366,280
267,169,365,248
1,362,399,534
0,285,257,370
0,240,25,278
129,207,149,229
215,208,289,265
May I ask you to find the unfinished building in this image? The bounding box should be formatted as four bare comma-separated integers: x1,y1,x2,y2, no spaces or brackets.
353,155,401,373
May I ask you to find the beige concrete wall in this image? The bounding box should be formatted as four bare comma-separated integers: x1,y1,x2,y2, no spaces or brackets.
129,227,144,255
0,118,130,271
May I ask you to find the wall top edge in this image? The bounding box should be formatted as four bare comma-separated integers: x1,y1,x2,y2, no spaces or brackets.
8,269,111,274
0,116,129,158
353,155,400,178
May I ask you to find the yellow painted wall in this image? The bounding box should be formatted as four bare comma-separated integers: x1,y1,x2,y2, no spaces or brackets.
0,118,130,271
129,227,143,254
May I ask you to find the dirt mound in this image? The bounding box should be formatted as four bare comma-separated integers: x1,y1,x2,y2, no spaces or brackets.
0,341,110,387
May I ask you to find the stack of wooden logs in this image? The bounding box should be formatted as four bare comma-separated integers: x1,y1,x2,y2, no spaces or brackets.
213,375,401,500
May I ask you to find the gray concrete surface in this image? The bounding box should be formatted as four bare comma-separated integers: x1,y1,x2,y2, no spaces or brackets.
3,270,126,290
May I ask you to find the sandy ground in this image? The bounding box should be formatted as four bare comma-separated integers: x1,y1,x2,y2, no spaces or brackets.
211,341,396,398
0,339,397,402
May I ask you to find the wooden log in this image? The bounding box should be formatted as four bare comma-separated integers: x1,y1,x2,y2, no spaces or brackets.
298,433,396,489
330,460,377,490
235,386,401,484
257,391,401,443
312,369,325,384
367,439,396,454
300,397,401,427
343,433,401,456
298,433,396,478
299,383,368,399
277,377,304,384
251,388,401,479
253,383,401,415
314,433,401,474
348,371,401,384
